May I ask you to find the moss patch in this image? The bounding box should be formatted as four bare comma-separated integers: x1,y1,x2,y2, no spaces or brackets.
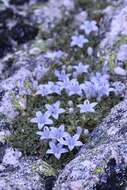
8,114,47,156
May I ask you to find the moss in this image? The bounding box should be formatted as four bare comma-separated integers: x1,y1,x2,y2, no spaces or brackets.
116,35,127,46
82,94,121,131
50,16,74,52
77,0,110,10
11,93,25,111
8,114,47,156
32,39,48,52
77,0,110,19
109,52,117,72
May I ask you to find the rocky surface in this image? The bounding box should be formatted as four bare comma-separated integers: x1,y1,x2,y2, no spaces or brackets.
0,0,75,189
0,0,127,190
54,1,127,190
54,100,127,190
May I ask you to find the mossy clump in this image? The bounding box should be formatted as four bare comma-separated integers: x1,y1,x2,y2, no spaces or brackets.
82,94,121,131
77,0,110,11
8,114,47,156
8,92,121,163
116,35,127,46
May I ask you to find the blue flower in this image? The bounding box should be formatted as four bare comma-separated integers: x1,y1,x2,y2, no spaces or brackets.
80,81,96,99
73,62,89,75
90,73,114,100
78,100,97,113
66,79,82,96
30,111,53,129
45,101,65,119
36,84,51,96
47,141,68,159
70,35,89,48
50,125,69,143
80,20,98,35
47,81,63,95
63,134,83,151
114,66,126,76
44,50,63,60
55,70,70,81
36,126,51,140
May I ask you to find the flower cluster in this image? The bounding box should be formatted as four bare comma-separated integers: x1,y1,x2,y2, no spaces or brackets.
70,20,98,48
37,125,82,159
29,17,120,160
80,20,98,35
30,59,116,159
44,50,64,60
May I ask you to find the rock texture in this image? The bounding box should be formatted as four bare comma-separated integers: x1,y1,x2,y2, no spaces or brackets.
54,97,127,190
54,1,127,189
0,0,75,189
0,156,45,190
0,0,127,190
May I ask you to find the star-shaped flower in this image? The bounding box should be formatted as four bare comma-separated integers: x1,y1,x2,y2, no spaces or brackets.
70,35,89,48
73,62,89,75
78,100,97,113
63,134,83,151
50,125,69,143
66,79,82,96
44,50,63,60
80,20,98,35
80,81,96,99
47,141,68,159
36,126,51,140
30,111,53,129
47,81,63,95
45,101,65,119
55,70,70,81
90,73,114,100
36,84,52,96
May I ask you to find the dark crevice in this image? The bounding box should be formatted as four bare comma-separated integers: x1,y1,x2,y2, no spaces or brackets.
95,158,127,190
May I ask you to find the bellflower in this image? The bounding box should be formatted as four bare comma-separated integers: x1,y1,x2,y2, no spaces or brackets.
47,81,63,95
57,76,71,91
50,125,69,143
114,66,126,76
47,141,68,159
78,100,97,113
80,81,96,99
45,101,65,119
80,20,98,35
73,62,89,75
66,79,82,96
44,50,63,60
70,35,89,48
55,69,70,81
63,134,83,151
30,111,53,129
36,84,52,96
90,73,114,100
36,126,51,140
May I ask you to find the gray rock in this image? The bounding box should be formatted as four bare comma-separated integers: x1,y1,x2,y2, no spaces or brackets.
54,99,127,190
0,157,45,190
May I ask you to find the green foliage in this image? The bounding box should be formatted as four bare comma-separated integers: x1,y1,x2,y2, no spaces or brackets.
82,95,121,130
8,114,47,156
116,35,127,46
77,0,110,10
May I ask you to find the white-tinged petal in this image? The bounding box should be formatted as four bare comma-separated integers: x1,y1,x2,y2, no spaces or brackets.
30,118,37,123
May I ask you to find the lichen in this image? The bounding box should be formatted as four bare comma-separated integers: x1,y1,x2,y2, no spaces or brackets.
32,160,57,177
109,52,117,72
